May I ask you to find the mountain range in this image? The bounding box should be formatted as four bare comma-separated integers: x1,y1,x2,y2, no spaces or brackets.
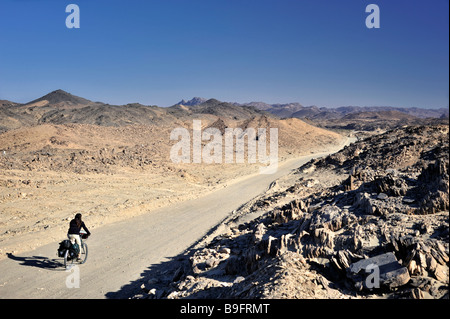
1,90,448,133
0,90,272,132
0,89,347,174
178,97,449,120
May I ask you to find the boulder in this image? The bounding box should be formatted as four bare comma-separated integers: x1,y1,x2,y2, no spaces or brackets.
219,247,231,255
253,223,267,243
433,264,449,283
353,192,377,215
309,205,351,232
347,252,410,290
344,174,356,191
313,228,335,249
411,288,434,299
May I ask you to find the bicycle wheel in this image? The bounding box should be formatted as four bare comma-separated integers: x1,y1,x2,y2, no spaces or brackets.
64,249,74,269
79,242,88,264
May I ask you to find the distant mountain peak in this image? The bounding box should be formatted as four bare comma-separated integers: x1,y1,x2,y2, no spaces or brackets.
25,89,92,107
204,98,221,104
177,97,207,106
52,89,68,94
41,89,73,99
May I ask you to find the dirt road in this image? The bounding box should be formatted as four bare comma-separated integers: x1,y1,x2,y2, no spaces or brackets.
0,139,352,298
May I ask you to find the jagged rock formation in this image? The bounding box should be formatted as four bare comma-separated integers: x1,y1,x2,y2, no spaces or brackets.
177,97,208,106
131,125,449,299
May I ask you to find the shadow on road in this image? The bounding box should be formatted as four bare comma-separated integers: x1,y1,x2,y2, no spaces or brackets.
104,253,189,299
104,228,253,299
7,253,64,271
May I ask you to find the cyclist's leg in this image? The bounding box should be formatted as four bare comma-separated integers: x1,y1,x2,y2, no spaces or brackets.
68,234,82,258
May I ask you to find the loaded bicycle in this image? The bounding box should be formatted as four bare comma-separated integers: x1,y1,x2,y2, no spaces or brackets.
57,230,89,269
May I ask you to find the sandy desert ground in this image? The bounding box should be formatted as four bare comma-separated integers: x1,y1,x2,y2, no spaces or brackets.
0,113,346,260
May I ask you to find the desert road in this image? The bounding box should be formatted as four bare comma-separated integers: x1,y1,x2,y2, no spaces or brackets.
0,138,352,299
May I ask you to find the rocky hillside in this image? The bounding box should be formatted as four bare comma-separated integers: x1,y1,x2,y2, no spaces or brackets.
130,124,449,299
170,98,268,121
315,111,448,132
24,89,93,108
0,90,347,175
0,90,176,132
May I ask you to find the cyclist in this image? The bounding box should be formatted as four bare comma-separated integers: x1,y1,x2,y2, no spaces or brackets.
67,213,91,259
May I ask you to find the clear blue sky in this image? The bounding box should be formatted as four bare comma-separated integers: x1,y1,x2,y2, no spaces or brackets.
0,0,448,108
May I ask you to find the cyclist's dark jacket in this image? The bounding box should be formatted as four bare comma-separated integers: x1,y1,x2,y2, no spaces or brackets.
68,219,91,236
